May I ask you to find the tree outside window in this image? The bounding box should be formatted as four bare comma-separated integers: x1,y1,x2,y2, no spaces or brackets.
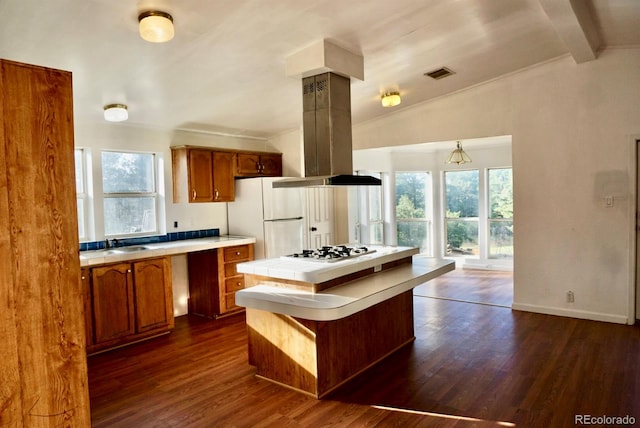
102,151,158,237
444,170,479,257
488,168,513,259
395,172,432,254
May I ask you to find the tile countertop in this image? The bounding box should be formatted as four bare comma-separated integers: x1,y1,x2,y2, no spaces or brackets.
236,245,420,284
235,256,455,321
79,235,256,267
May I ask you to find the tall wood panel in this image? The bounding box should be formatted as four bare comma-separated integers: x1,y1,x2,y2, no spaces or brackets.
0,59,91,426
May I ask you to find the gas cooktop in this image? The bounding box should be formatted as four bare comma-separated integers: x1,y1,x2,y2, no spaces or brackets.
283,245,375,263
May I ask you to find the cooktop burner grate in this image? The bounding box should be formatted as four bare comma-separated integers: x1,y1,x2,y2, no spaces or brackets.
284,245,375,262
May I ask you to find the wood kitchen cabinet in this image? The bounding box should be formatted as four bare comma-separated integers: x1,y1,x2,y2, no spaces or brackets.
235,151,282,177
212,150,235,201
188,244,254,318
218,244,255,315
86,257,174,354
171,147,234,202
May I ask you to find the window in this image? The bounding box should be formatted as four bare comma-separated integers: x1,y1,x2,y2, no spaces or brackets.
444,170,479,257
101,151,158,237
488,168,513,259
353,171,384,245
395,172,432,254
75,148,88,241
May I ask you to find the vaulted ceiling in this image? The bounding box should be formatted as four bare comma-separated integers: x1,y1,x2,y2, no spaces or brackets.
1,0,638,138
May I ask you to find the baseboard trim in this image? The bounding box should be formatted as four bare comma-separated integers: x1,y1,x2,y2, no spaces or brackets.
512,303,629,324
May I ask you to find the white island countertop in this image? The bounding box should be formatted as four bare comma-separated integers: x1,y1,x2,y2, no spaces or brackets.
236,245,419,284
235,256,455,321
80,235,256,267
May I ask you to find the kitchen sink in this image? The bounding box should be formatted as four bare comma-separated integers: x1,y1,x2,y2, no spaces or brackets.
113,245,151,252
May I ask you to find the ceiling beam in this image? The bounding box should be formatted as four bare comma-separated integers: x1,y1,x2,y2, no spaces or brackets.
538,0,601,63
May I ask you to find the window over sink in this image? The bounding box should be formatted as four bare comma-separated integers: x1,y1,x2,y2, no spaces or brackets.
101,150,160,237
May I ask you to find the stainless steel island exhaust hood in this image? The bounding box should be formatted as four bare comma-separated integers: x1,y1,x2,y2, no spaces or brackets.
273,72,381,188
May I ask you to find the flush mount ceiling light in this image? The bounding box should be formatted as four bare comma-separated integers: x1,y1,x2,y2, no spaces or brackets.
103,104,128,122
138,11,174,43
381,91,401,107
445,141,472,165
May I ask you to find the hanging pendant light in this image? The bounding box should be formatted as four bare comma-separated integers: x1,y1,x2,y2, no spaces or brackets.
445,141,472,165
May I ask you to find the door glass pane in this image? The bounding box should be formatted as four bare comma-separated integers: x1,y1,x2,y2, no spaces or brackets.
395,172,431,254
488,168,513,259
75,149,84,193
444,170,479,257
489,220,513,259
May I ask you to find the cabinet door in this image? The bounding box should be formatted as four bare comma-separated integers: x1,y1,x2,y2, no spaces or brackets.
259,153,283,176
91,263,135,343
134,257,173,332
81,268,93,346
212,151,235,201
188,149,214,202
235,152,261,176
187,250,219,318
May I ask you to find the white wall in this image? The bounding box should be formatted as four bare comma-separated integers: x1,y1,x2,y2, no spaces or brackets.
350,48,640,324
273,48,640,324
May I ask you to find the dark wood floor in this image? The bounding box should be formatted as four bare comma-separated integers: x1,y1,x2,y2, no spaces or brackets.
88,271,640,427
413,268,513,307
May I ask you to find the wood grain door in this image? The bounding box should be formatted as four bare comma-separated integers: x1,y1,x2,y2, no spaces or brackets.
91,263,135,343
213,151,235,201
188,149,214,202
134,257,173,332
259,153,282,176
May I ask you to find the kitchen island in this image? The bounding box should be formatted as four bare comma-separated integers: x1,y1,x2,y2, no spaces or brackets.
235,246,454,398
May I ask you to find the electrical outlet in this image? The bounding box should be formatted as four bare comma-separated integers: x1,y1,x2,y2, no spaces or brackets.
605,196,614,208
566,291,575,303
174,221,178,228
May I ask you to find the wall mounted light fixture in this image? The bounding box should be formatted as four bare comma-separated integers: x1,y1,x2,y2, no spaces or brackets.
445,141,472,165
138,11,174,43
381,91,401,107
103,104,128,122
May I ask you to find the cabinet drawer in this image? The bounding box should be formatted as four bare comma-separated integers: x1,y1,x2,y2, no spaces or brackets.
225,276,245,293
225,293,238,310
224,262,243,277
223,245,251,262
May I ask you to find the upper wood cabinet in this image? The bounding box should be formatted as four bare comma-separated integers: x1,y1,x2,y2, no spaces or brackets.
235,152,282,177
172,146,282,203
212,151,235,202
188,149,215,202
171,147,234,203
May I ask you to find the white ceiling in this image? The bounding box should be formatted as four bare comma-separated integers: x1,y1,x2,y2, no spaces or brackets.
1,0,639,139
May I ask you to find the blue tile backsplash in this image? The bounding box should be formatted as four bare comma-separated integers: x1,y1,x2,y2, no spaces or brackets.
79,228,220,252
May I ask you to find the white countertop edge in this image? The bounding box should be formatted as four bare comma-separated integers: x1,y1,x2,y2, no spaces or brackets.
79,235,256,267
236,245,420,283
235,258,455,321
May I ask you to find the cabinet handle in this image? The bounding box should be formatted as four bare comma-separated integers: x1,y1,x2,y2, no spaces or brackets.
215,189,219,200
256,161,261,172
127,269,132,273
236,251,240,255
192,190,197,200
81,276,85,280
237,282,242,286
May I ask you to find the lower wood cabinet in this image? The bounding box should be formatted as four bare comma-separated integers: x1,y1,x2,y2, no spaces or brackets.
188,244,254,318
84,257,174,354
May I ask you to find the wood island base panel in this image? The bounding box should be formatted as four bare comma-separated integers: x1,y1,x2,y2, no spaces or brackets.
246,291,415,398
236,247,455,399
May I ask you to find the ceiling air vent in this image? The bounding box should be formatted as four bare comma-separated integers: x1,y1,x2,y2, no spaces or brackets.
424,67,455,80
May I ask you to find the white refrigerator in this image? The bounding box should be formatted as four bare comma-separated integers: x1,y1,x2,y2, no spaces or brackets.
227,177,306,260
